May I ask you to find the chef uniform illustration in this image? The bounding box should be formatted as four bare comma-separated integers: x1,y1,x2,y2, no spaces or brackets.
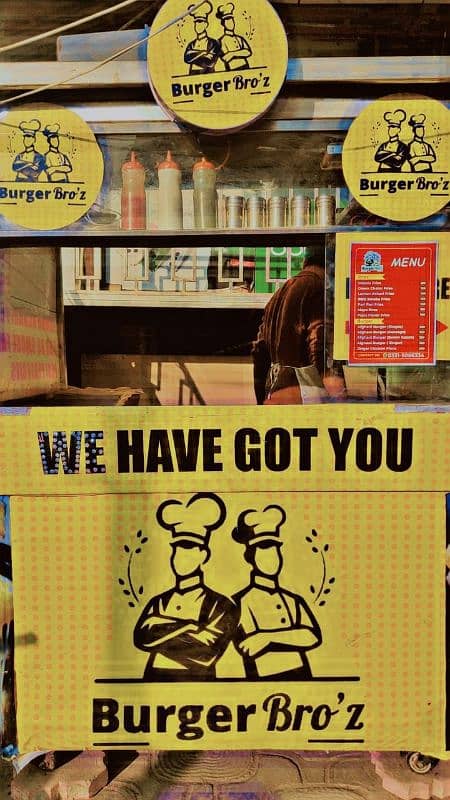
184,1,221,74
12,120,45,182
407,114,437,173
216,3,252,71
232,505,322,680
374,110,409,172
42,124,73,182
134,492,239,681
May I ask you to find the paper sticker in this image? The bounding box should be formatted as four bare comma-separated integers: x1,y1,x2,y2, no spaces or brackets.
0,104,104,230
348,241,437,365
147,0,288,132
342,96,450,221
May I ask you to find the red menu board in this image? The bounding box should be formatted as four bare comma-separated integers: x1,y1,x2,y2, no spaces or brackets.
349,241,437,365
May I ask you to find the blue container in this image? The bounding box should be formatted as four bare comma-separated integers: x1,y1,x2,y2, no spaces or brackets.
57,26,149,61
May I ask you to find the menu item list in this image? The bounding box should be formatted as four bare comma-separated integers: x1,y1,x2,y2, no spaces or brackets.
348,242,437,365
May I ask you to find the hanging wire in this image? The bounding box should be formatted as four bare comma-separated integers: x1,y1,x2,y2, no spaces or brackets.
0,1,204,108
0,0,146,57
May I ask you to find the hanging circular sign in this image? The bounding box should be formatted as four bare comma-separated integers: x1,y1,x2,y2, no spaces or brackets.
343,95,450,222
147,0,288,132
0,104,104,230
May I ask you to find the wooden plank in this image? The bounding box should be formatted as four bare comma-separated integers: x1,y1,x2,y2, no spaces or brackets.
0,56,449,92
63,289,271,309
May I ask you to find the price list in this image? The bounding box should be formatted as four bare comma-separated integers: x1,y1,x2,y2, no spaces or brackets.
348,242,437,365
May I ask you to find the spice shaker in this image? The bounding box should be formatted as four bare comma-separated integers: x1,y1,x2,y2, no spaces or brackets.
268,196,287,227
290,194,311,227
246,196,266,228
225,195,244,228
315,194,336,226
121,151,146,230
157,150,183,229
193,156,217,229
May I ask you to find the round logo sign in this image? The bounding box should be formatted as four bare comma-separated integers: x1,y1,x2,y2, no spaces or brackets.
148,0,288,132
0,104,104,230
343,95,450,222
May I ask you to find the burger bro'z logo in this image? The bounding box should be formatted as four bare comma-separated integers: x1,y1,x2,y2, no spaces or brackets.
0,104,104,230
147,0,288,132
343,96,450,222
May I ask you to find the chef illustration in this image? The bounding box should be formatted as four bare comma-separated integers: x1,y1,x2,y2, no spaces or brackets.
12,120,45,182
134,492,239,681
216,3,252,71
374,109,409,172
407,113,437,173
42,124,73,182
183,1,222,74
232,504,322,680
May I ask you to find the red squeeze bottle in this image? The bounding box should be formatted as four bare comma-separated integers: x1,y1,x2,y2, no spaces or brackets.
121,151,147,230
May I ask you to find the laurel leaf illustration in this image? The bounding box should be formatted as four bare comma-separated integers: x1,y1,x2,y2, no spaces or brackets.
128,602,135,608
310,585,315,593
137,530,142,538
329,577,336,584
324,588,330,595
124,545,130,553
312,546,319,553
312,529,318,537
139,586,144,595
324,543,329,552
123,590,130,596
136,548,142,554
306,536,312,543
319,600,326,606
118,578,125,586
141,538,148,544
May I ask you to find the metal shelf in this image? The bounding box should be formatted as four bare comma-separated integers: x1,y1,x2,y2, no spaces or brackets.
64,290,270,309
0,224,446,248
0,57,449,92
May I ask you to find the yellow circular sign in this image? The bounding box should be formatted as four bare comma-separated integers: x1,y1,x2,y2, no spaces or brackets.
0,104,104,230
148,0,288,132
343,95,450,222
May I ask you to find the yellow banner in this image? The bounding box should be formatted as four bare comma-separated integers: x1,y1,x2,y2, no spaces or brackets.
333,232,450,362
2,405,448,753
0,405,448,495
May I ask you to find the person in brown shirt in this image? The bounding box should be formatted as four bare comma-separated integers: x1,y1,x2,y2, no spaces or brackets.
252,248,346,404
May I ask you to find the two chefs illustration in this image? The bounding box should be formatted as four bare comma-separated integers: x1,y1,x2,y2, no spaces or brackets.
374,108,437,173
11,119,72,182
183,1,252,74
134,494,322,681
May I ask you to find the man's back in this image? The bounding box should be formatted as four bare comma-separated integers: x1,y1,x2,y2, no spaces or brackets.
252,263,326,403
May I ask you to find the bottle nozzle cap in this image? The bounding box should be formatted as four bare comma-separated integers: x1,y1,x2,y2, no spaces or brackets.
122,150,145,171
158,150,180,170
193,156,216,171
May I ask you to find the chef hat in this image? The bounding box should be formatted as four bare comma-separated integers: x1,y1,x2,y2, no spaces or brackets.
232,504,286,547
19,119,41,136
157,492,226,546
189,0,212,20
409,113,426,129
216,2,235,20
42,123,61,139
383,109,406,128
